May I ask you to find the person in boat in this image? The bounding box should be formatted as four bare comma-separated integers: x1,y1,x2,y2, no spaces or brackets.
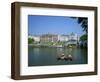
68,54,72,60
61,54,64,56
57,54,65,60
60,54,65,59
68,54,72,58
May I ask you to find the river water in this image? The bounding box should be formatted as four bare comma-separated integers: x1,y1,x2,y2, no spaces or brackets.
28,46,87,66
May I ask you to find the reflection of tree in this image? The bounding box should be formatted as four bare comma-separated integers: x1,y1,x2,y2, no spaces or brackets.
69,48,72,54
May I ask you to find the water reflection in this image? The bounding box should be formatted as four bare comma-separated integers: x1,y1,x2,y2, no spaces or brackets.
28,46,87,66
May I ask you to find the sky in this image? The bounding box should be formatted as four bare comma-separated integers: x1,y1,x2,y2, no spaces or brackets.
28,15,86,36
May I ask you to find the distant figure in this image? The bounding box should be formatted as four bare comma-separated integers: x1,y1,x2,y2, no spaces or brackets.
61,54,65,56
57,54,65,60
60,54,65,59
68,54,72,58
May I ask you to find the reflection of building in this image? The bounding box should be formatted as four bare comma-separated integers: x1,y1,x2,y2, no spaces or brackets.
40,34,58,42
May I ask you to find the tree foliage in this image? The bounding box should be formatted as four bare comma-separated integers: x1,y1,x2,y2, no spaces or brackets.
80,34,87,41
28,38,34,44
77,17,88,34
70,17,88,34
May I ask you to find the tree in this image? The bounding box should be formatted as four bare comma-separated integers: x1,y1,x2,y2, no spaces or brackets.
77,17,88,34
70,17,88,48
80,34,87,41
28,38,34,44
70,17,88,34
80,34,87,48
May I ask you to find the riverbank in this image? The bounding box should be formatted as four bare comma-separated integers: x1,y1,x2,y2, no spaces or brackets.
28,44,79,48
28,44,64,48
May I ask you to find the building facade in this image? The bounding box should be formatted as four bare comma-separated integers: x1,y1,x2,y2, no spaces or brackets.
58,35,69,42
68,32,78,41
28,33,79,45
40,34,58,42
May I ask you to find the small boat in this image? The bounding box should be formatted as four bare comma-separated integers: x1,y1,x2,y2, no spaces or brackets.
57,54,72,61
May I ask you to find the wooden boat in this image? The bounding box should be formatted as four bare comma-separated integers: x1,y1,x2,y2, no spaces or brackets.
57,54,72,61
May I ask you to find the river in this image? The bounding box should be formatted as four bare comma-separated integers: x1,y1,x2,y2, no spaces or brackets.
28,46,87,66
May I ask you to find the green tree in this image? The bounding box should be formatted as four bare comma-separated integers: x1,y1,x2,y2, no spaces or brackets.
80,34,87,48
80,34,87,41
77,17,88,34
28,38,34,44
71,17,88,34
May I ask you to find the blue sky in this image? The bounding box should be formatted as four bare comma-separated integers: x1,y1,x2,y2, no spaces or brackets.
28,15,85,36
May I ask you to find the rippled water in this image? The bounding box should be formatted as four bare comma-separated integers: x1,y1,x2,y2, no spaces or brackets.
28,46,87,66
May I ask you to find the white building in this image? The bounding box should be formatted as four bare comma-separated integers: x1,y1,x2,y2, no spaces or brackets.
40,34,58,42
28,33,79,43
68,33,78,41
58,33,79,45
33,36,40,42
58,35,69,42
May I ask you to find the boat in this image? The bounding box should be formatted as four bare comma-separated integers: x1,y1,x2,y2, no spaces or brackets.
57,54,72,61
